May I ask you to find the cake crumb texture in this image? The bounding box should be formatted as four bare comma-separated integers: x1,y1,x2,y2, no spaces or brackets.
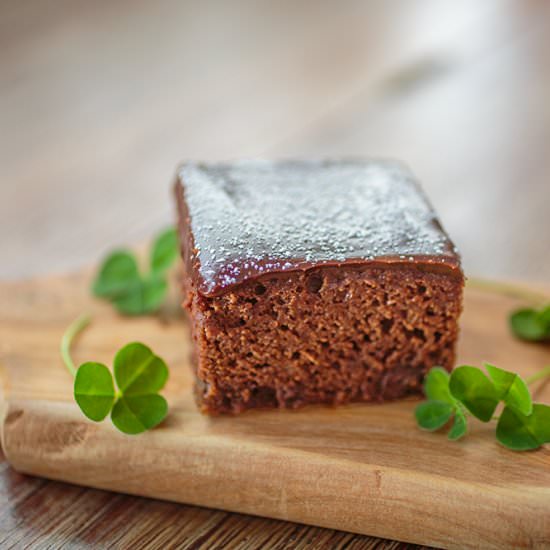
186,265,462,414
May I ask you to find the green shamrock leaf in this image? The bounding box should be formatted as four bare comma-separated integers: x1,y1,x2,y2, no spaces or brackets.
415,363,550,451
92,227,179,316
416,367,468,439
496,404,550,451
150,228,179,274
93,251,140,298
74,362,116,421
449,366,499,422
485,363,532,416
424,366,455,404
65,324,170,435
509,307,550,342
540,305,550,326
110,342,169,434
447,408,467,441
113,342,169,395
415,401,454,431
112,276,168,315
111,395,168,435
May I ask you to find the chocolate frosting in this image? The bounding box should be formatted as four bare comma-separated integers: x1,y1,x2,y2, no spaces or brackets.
176,159,462,297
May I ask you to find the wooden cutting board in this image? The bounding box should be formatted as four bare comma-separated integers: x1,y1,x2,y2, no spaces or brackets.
1,270,549,549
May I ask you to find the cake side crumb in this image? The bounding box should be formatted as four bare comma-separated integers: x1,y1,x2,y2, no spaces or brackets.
186,265,463,414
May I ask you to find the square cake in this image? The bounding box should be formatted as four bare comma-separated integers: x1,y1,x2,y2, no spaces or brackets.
174,159,464,414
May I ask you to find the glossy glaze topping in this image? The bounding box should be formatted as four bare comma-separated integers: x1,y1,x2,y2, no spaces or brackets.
177,159,461,296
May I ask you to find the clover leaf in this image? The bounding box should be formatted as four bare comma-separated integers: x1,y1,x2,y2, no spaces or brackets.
541,306,550,326
111,394,168,435
485,363,532,416
424,366,455,404
509,306,550,342
415,363,550,451
150,227,179,274
112,275,168,316
114,342,169,395
448,408,467,441
415,368,468,440
92,227,179,316
496,404,550,451
74,362,116,421
415,401,454,431
93,251,140,298
76,342,168,434
62,317,170,435
449,366,499,422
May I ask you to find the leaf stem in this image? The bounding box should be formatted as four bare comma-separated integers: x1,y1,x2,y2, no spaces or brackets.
60,314,91,377
466,278,549,305
525,366,550,386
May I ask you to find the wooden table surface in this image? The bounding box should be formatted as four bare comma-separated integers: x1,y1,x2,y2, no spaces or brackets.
1,1,550,548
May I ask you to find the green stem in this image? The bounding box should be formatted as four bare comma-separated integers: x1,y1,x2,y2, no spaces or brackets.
60,314,91,377
466,278,548,305
525,366,550,386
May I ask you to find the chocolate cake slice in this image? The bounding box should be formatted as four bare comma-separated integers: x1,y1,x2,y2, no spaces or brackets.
174,159,464,414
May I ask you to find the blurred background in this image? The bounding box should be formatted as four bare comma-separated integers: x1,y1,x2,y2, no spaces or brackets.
2,0,549,281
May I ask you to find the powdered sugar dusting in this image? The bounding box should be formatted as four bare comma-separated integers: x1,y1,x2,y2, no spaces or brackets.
178,159,459,295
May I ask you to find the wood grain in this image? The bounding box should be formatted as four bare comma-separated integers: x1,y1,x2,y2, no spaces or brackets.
1,447,408,550
1,270,549,549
